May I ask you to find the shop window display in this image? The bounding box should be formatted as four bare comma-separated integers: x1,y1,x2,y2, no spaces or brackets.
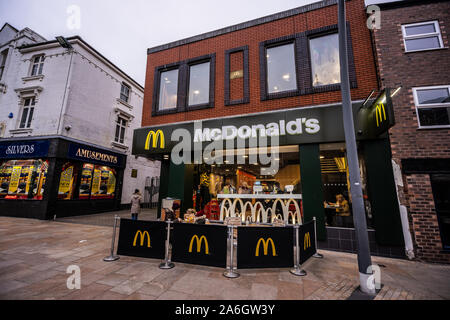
0,159,48,200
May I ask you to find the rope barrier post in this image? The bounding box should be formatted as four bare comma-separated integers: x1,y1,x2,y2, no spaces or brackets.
104,215,120,262
159,220,175,269
290,224,307,276
312,216,324,258
223,225,239,278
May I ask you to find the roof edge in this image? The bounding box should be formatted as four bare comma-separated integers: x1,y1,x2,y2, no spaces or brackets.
147,0,337,54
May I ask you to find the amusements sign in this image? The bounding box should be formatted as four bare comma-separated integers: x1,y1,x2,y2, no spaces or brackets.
116,219,166,259
237,226,294,269
299,220,317,265
171,223,227,268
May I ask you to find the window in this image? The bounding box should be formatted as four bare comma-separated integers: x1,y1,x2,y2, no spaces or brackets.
0,49,8,81
310,33,340,87
0,159,48,200
120,83,130,102
58,162,78,200
114,116,127,144
19,97,35,129
188,61,210,106
90,165,116,199
402,21,443,52
413,85,450,128
266,43,297,94
30,55,45,76
158,68,179,110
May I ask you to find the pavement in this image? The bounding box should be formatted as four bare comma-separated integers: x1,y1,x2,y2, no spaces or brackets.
0,211,449,300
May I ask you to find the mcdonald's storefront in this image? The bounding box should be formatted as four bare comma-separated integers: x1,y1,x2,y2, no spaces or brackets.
132,90,407,258
0,136,126,220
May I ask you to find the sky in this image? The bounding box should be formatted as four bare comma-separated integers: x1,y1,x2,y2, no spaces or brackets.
0,0,319,86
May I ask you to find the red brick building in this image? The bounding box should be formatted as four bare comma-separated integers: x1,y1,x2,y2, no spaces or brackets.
370,0,450,263
133,0,408,258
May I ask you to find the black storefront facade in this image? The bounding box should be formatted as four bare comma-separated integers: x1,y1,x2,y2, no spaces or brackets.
0,136,126,220
132,94,407,258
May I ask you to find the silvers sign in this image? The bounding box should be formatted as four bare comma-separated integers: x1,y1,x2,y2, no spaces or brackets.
193,118,320,142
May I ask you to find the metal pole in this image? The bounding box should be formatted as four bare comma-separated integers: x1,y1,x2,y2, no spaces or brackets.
313,217,323,258
223,225,239,278
159,220,175,269
338,0,374,294
103,215,120,262
290,224,306,276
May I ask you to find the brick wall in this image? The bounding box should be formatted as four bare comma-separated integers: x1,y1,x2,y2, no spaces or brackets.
141,0,378,126
372,1,450,263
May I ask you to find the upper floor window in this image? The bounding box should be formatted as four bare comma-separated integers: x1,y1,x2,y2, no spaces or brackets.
114,115,127,144
0,49,8,81
413,85,450,128
266,43,297,94
19,97,36,129
158,68,179,110
188,61,210,106
120,83,130,103
30,55,45,76
310,33,340,87
402,21,443,52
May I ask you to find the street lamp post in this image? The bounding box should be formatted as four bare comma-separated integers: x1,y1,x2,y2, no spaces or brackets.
337,0,375,295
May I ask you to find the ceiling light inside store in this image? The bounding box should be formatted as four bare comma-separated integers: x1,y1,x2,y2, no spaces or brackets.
282,74,290,80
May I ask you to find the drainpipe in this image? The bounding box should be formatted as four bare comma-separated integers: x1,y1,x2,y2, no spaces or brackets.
56,48,75,135
391,159,415,259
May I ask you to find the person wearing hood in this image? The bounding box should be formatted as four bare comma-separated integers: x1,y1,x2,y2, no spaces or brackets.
130,189,142,220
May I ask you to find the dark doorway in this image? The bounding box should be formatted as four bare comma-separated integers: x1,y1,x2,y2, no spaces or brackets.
430,174,450,250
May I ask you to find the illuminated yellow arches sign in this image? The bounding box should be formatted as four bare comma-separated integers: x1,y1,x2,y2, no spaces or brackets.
361,88,395,137
133,230,151,247
189,235,209,254
375,103,386,127
255,238,277,257
145,130,165,150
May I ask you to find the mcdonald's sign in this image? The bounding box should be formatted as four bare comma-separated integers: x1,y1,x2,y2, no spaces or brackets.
116,219,166,259
360,88,395,137
189,235,209,254
375,103,386,127
237,226,293,268
171,223,227,267
133,230,151,247
255,238,277,257
304,232,311,250
144,129,165,150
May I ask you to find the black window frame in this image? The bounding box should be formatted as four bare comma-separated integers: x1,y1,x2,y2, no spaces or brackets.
152,54,215,116
259,23,357,100
260,35,302,101
224,45,250,106
186,54,216,111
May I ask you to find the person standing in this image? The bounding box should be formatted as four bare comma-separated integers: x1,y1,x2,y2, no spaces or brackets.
130,189,142,220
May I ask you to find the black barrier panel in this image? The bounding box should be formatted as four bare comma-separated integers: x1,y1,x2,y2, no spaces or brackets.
171,223,227,268
116,219,166,259
299,220,316,265
237,226,294,269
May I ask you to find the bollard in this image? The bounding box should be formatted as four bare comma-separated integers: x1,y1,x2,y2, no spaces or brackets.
159,220,175,269
223,225,239,278
104,215,120,262
290,224,307,276
313,216,324,259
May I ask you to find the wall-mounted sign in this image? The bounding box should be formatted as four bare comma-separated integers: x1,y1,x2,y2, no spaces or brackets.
0,140,50,159
230,70,244,79
359,88,395,137
67,142,126,167
132,102,368,155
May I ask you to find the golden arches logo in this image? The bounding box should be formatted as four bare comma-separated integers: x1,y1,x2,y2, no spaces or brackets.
255,238,277,257
304,232,311,250
133,230,151,247
375,103,386,127
189,235,209,254
144,130,165,149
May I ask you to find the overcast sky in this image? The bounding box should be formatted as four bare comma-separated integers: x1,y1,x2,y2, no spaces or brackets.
1,0,319,86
